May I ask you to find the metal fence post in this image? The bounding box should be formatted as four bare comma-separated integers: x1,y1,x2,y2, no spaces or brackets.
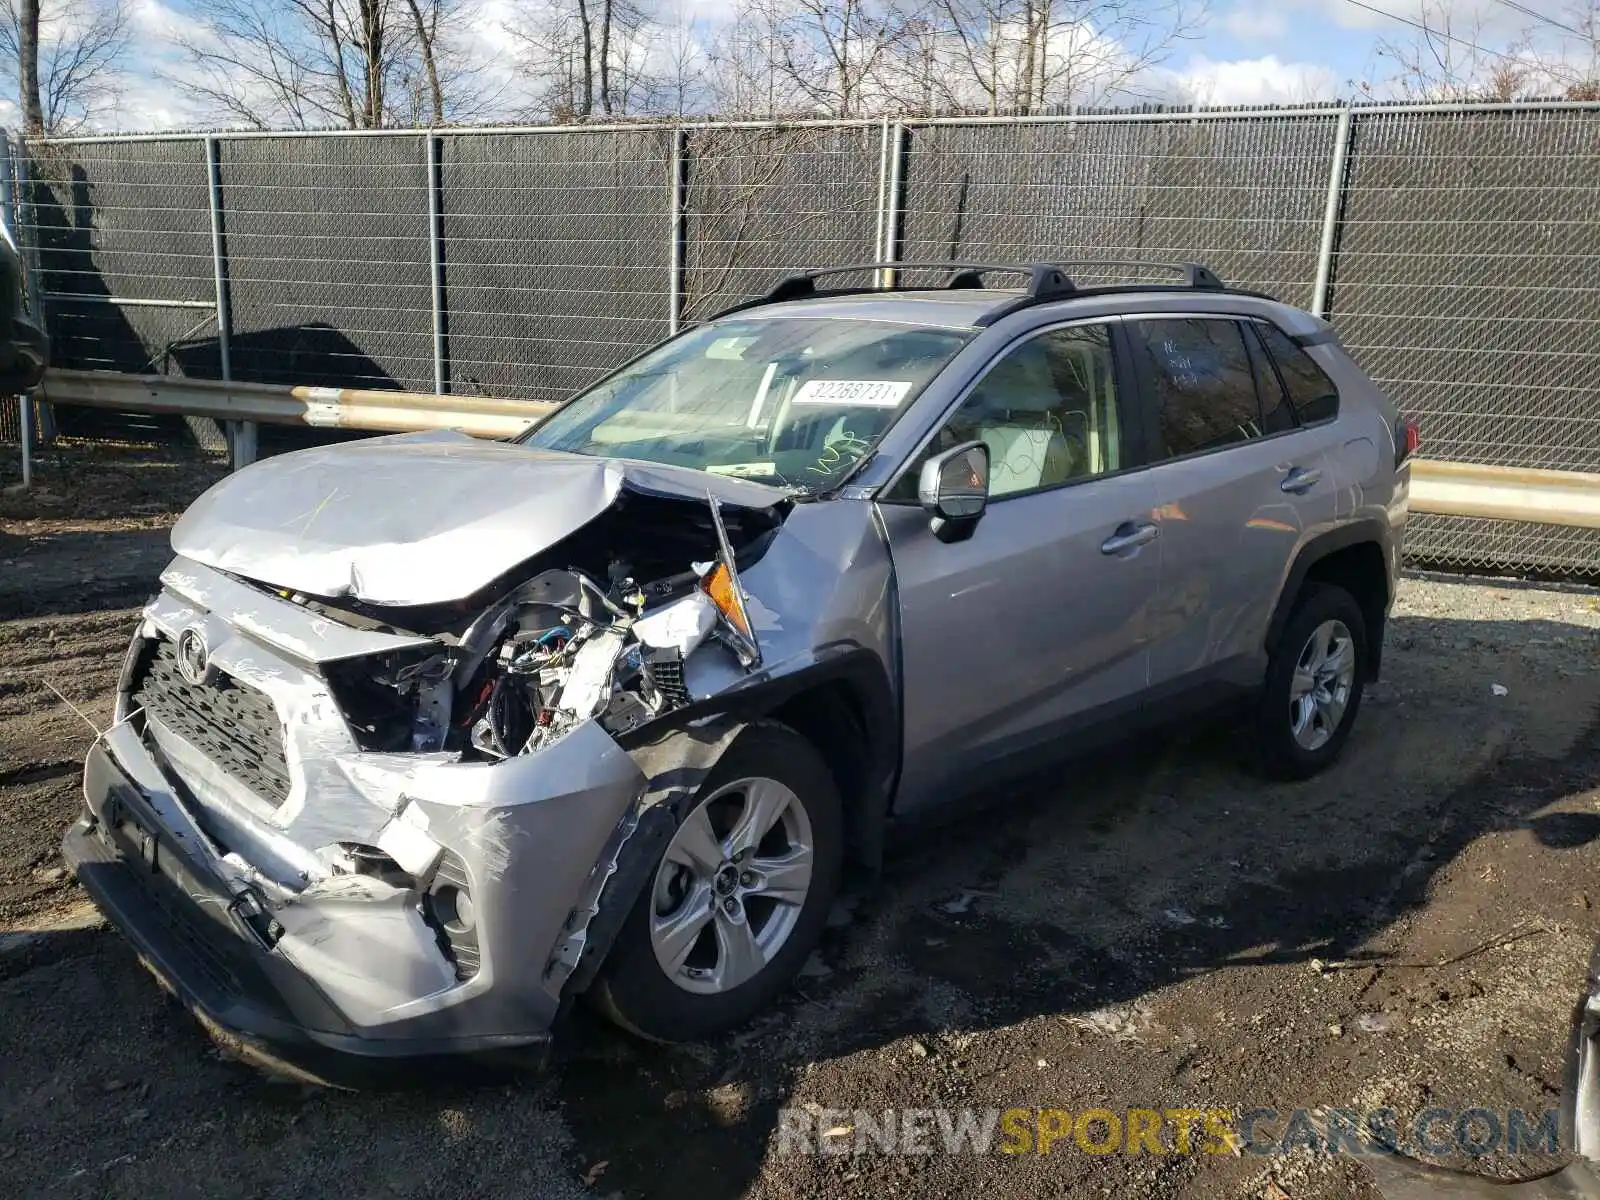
874,117,891,285
426,133,447,393
667,127,688,335
1311,104,1354,320
204,136,249,466
883,122,908,288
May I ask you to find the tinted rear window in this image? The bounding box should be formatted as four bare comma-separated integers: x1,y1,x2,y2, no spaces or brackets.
1256,323,1340,424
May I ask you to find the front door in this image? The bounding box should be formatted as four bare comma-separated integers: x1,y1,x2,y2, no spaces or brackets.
877,320,1161,813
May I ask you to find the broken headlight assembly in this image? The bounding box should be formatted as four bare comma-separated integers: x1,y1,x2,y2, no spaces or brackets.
325,495,763,765
458,565,729,761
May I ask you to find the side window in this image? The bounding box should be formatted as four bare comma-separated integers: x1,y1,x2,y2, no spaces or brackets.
900,323,1123,501
1255,322,1341,424
1129,319,1261,460
1244,323,1297,434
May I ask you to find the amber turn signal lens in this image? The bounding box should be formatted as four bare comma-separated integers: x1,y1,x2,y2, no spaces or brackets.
700,562,752,638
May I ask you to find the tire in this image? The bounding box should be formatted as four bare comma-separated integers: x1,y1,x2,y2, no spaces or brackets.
590,722,843,1043
1250,582,1368,780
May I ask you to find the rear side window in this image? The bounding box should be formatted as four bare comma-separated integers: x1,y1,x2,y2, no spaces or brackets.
1128,319,1261,460
1244,325,1297,434
1255,322,1340,424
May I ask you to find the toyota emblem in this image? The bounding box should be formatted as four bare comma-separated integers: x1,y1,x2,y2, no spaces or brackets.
175,626,215,687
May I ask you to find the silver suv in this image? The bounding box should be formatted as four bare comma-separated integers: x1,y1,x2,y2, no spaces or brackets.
65,262,1412,1077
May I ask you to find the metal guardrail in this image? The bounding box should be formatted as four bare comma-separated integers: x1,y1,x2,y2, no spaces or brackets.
39,369,556,441
22,370,1600,533
1408,460,1600,530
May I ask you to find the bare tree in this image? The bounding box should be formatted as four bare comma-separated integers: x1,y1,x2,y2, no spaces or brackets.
171,0,493,129
1526,0,1600,98
900,0,1205,115
653,7,710,115
748,0,911,116
511,0,653,117
704,5,792,115
0,0,126,134
1361,0,1528,100
1360,0,1600,101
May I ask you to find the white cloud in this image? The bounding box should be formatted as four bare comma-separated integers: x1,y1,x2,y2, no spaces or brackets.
1221,4,1291,40
1174,55,1343,104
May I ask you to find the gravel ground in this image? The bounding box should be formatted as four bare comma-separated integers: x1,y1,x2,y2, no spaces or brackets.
4,444,1600,1200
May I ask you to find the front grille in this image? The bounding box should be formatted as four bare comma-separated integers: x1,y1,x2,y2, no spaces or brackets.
131,638,292,804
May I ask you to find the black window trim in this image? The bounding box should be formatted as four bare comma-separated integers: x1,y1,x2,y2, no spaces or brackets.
1247,316,1342,430
1241,319,1303,435
875,315,1151,506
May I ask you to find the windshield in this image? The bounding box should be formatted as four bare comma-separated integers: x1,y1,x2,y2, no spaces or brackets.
520,317,973,491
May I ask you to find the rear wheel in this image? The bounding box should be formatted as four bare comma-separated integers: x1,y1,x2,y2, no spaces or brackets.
1251,583,1367,780
590,723,842,1042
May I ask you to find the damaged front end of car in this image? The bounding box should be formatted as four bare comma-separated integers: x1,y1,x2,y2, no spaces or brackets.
63,435,811,1082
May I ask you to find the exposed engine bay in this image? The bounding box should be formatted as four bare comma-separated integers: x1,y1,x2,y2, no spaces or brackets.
316,490,772,763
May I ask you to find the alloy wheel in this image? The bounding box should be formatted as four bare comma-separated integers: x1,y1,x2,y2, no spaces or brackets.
649,776,815,995
1289,618,1357,752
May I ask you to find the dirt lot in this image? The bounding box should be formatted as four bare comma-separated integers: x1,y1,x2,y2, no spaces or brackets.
5,443,1600,1200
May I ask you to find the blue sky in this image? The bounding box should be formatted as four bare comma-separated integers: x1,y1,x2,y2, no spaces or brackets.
9,0,1583,131
1169,0,1587,104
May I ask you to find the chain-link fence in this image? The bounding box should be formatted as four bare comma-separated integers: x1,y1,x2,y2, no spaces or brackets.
899,113,1341,308
1329,105,1600,575
7,103,1600,574
682,123,882,320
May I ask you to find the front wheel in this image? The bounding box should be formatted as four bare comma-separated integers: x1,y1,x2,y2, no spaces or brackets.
590,723,843,1043
1250,583,1368,780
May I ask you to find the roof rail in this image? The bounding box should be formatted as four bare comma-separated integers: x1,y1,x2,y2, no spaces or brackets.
1045,260,1227,290
972,260,1229,325
761,261,1054,303
705,259,1229,322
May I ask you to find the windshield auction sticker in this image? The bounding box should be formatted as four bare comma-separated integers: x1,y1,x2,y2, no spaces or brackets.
790,379,913,407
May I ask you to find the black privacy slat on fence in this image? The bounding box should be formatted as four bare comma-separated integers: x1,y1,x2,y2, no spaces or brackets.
26,139,213,372
13,105,1600,576
899,116,1339,308
21,139,222,444
1330,106,1600,575
439,130,672,402
683,124,881,319
218,135,434,392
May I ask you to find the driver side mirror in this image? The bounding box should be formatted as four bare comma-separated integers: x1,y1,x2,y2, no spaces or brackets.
917,440,989,543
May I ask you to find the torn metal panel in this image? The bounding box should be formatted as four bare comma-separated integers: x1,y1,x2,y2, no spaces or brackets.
160,556,436,665
550,717,752,1000
170,431,788,607
271,877,460,1028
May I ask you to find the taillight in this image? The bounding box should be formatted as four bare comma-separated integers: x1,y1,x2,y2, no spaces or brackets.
1396,416,1420,466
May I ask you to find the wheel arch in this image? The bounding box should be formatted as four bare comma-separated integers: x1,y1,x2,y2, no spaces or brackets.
619,646,898,870
1266,520,1395,681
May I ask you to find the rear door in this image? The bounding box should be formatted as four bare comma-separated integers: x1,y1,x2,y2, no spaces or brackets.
877,319,1161,813
1125,316,1341,692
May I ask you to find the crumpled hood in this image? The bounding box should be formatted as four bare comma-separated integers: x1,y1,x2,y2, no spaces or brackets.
170,431,788,606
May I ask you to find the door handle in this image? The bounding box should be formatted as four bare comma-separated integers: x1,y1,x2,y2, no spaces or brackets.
1100,521,1159,555
1280,466,1323,494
